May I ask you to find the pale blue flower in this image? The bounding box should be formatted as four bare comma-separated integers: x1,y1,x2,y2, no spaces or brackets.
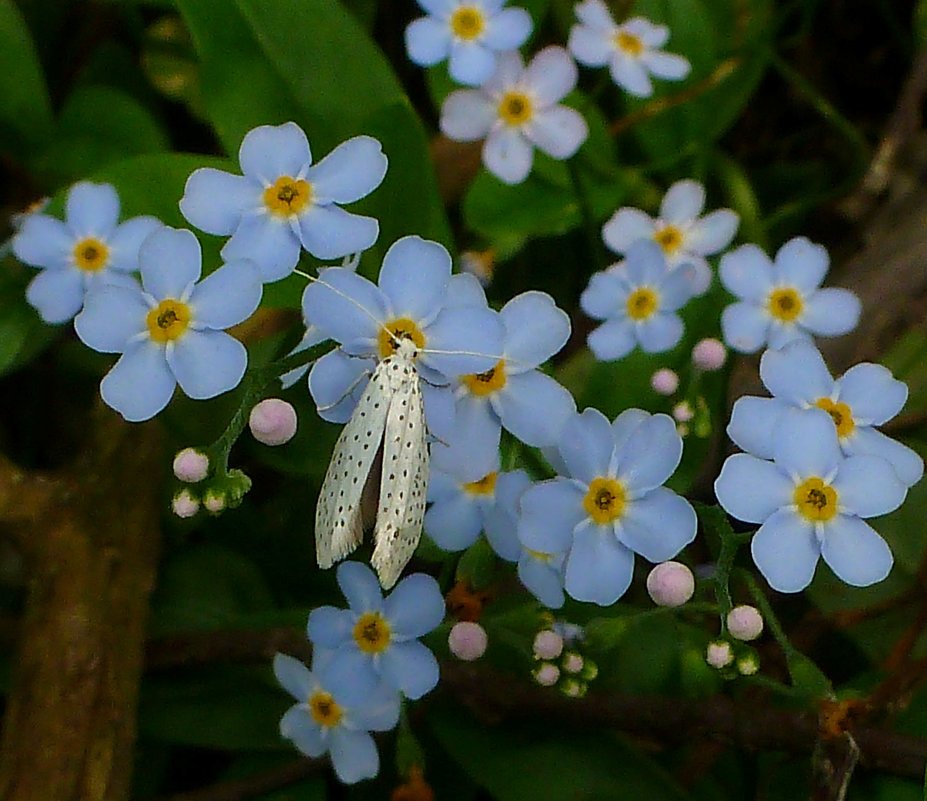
568,0,690,97
405,0,532,86
180,123,387,282
307,562,444,701
716,409,907,592
729,341,923,487
602,180,739,295
441,47,588,185
518,408,696,606
719,237,861,354
303,236,504,441
74,227,262,422
274,651,399,784
12,181,161,323
581,239,695,362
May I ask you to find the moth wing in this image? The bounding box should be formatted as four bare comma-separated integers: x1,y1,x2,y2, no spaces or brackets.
371,368,429,589
315,361,391,569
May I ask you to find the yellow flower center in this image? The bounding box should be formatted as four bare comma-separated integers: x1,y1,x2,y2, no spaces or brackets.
377,317,426,359
450,5,485,39
626,287,659,321
308,690,343,727
463,471,497,496
498,91,533,127
767,287,803,322
614,30,644,56
352,611,392,654
461,359,507,396
814,397,855,439
146,299,192,343
793,476,838,523
263,175,312,217
73,237,109,272
653,225,683,255
583,477,627,525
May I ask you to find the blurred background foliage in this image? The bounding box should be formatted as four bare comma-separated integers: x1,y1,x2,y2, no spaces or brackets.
2,0,927,799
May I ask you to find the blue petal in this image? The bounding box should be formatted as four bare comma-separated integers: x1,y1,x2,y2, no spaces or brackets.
482,126,533,185
523,45,578,105
307,606,355,648
714,453,792,524
517,478,585,552
727,396,787,460
421,381,456,443
324,648,380,703
759,341,832,405
279,325,327,389
107,217,163,272
421,306,505,378
686,209,739,256
844,427,924,488
658,267,695,311
66,182,120,237
378,236,451,326
832,455,906,518
801,289,861,337
448,39,496,86
75,285,147,352
384,573,444,638
189,259,262,329
329,728,379,784
580,270,625,321
308,349,372,424
614,413,682,494
660,180,704,223
773,237,829,291
558,407,613,483
611,54,653,97
721,301,769,354
280,706,327,758
821,516,893,588
623,239,666,285
379,640,439,699
587,319,636,361
140,228,202,298
180,169,258,236
446,273,488,308
427,467,458,503
483,6,532,49
297,204,379,261
518,554,565,608
773,408,843,478
346,681,401,731
337,561,383,612
101,340,176,422
306,136,388,205
303,267,386,348
750,508,819,593
405,16,451,66
719,244,774,301
500,291,570,370
767,320,807,350
564,523,634,605
222,213,300,282
484,470,531,561
432,394,500,482
273,652,315,701
424,493,483,551
636,313,683,353
617,487,696,562
610,408,649,451
601,209,655,255
13,214,72,269
835,363,907,425
166,330,247,400
239,122,312,184
25,268,84,324
495,370,575,447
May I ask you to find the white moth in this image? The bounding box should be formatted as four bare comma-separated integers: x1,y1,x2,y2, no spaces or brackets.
315,338,428,589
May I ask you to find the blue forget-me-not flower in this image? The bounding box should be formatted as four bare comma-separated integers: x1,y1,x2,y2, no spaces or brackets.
181,122,387,282
405,0,533,86
518,408,697,606
729,341,924,487
715,409,907,592
307,562,444,701
719,237,861,354
12,181,161,323
74,227,262,422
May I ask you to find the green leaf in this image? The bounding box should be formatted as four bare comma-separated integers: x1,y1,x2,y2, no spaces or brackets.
785,650,832,700
0,267,58,378
455,536,497,590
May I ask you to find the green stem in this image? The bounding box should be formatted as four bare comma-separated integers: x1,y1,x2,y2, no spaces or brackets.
567,158,604,275
736,569,795,660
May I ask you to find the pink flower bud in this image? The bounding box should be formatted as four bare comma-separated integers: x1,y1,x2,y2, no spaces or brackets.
448,621,488,661
692,338,727,371
534,662,560,686
737,653,759,676
203,491,226,514
533,629,564,660
172,489,199,518
651,368,679,395
673,401,694,422
249,398,298,446
727,605,764,641
173,448,209,483
562,652,583,674
706,641,733,669
646,561,695,607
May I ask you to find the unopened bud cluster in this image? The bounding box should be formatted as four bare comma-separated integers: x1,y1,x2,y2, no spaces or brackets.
531,623,596,696
706,606,764,678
